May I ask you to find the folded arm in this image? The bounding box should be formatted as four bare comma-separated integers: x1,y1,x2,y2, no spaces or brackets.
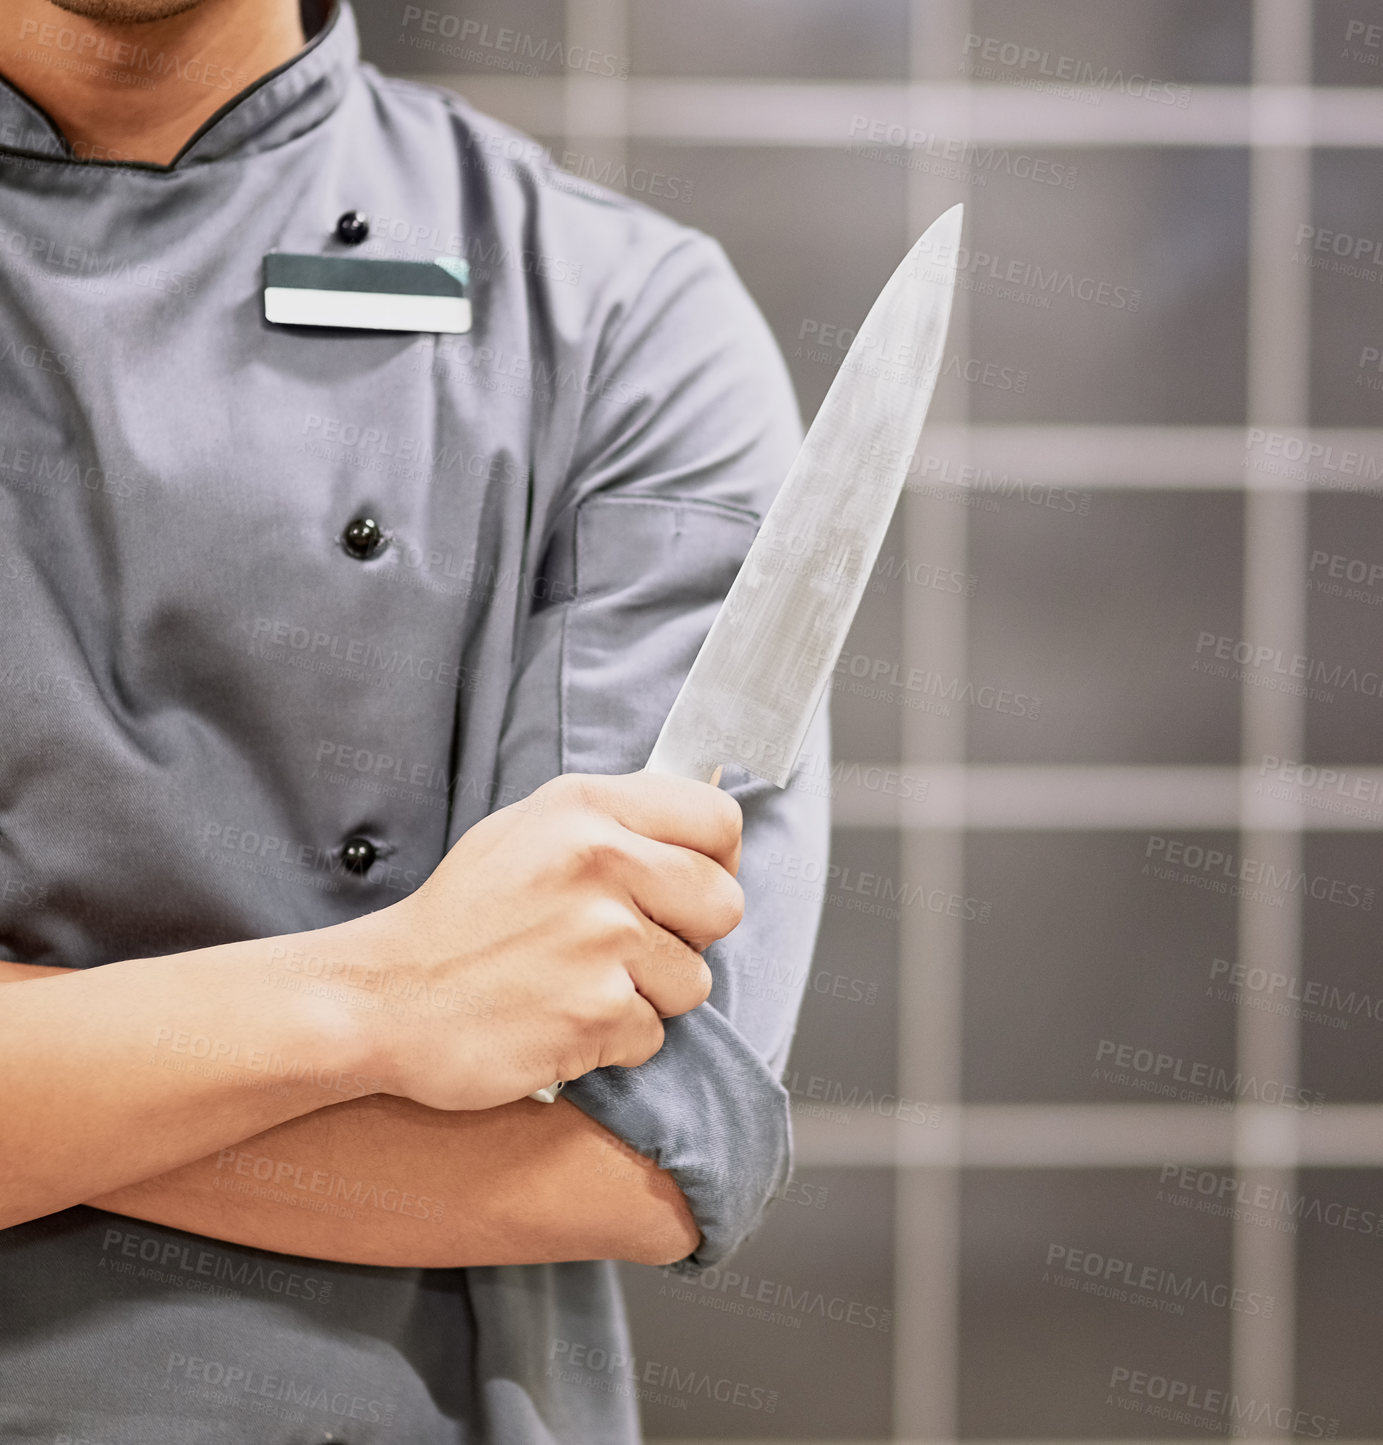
0,960,699,1268
88,1092,698,1269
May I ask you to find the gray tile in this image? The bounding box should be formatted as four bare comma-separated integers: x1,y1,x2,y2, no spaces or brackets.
1305,493,1383,764
629,0,910,80
968,0,1252,86
967,493,1244,765
1294,1168,1383,1436
1308,150,1383,426
1299,835,1383,1102
959,1169,1234,1437
622,143,912,424
354,0,570,77
963,832,1239,1104
1312,0,1383,86
620,1166,894,1438
967,148,1250,425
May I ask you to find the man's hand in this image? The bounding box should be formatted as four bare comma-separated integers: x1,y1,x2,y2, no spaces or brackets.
358,770,745,1110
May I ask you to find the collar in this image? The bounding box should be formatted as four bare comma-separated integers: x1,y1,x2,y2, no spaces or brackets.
0,0,358,171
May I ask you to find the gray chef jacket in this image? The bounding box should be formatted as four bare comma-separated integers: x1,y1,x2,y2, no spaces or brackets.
0,1,830,1441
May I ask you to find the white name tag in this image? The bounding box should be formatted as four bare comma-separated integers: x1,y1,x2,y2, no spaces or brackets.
262,253,472,334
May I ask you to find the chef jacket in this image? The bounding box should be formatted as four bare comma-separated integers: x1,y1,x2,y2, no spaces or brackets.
0,0,831,1441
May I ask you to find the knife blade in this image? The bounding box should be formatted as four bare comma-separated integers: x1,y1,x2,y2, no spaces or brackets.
528,203,963,1102
645,202,962,785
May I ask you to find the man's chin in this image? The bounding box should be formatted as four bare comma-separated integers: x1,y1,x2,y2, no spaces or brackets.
44,0,209,23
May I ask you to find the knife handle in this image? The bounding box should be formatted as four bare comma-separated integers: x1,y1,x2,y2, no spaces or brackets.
526,756,725,1102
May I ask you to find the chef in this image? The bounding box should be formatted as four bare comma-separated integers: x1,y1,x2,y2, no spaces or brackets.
0,0,830,1440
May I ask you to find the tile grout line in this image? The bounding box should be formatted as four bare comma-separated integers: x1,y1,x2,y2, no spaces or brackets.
428,74,1383,148
793,1104,1383,1171
826,764,1383,830
562,0,628,165
1232,0,1314,1428
893,2,972,1437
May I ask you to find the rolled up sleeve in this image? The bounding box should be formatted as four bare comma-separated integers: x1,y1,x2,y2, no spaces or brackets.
493,228,831,1270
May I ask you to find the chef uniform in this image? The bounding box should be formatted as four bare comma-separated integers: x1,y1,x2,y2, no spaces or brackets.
0,0,831,1440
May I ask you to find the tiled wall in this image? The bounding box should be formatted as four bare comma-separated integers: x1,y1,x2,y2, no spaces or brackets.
357,0,1383,1438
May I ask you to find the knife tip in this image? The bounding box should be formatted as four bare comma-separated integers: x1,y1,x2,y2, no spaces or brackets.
928,202,965,239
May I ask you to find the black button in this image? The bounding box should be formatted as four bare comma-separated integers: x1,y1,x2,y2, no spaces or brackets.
335,210,369,245
341,837,377,874
342,516,386,560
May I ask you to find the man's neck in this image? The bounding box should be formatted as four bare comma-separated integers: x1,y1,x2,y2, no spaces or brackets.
1,0,306,165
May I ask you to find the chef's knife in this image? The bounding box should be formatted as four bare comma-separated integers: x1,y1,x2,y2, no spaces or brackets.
529,203,963,1103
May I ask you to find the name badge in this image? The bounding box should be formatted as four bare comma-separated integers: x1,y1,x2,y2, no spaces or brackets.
263,254,472,333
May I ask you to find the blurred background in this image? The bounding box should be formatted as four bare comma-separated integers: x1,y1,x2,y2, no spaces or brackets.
358,1,1383,1439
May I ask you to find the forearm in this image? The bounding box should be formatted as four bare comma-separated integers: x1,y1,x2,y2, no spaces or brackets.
0,925,380,1229
87,1093,701,1268
0,957,701,1267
